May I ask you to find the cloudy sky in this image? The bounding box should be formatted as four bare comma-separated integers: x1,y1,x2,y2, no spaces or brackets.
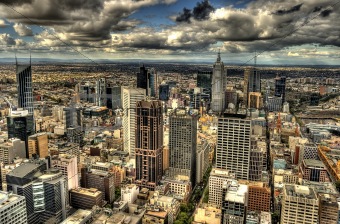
0,0,339,65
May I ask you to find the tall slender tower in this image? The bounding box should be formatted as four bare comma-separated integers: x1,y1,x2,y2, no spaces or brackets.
243,67,261,106
16,59,34,115
211,51,226,114
169,109,197,185
135,100,163,190
122,88,146,157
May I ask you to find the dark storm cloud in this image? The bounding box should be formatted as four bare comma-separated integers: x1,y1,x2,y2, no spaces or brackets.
193,0,214,20
274,3,303,15
176,0,214,23
176,8,192,23
312,6,322,12
321,9,332,17
0,0,33,5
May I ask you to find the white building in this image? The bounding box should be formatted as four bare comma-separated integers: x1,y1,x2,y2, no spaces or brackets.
216,116,251,180
51,154,79,190
281,184,319,224
208,168,235,208
121,184,139,203
211,52,226,113
122,88,146,158
0,191,27,224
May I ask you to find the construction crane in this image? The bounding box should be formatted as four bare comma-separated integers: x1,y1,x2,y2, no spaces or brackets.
0,96,16,113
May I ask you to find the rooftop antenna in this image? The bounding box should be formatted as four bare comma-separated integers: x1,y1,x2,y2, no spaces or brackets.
30,51,31,65
217,48,221,62
15,53,18,73
254,51,257,68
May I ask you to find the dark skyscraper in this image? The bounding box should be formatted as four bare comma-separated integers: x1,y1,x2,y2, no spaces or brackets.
274,75,286,103
7,111,35,158
16,61,34,115
135,100,163,190
159,83,170,101
137,64,149,95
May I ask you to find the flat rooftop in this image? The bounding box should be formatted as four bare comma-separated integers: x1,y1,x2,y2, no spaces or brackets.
70,188,102,197
60,209,92,224
304,159,326,169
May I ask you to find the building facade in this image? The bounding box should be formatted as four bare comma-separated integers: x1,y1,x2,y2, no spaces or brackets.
211,52,226,113
122,88,146,157
135,100,163,190
216,116,251,180
169,109,197,185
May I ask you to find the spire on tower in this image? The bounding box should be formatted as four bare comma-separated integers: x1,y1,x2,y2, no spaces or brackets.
217,49,221,62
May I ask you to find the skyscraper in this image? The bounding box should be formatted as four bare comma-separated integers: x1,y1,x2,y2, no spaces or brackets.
6,161,68,224
159,83,170,101
169,109,197,185
7,109,35,158
211,51,226,113
197,71,212,90
16,61,34,115
135,100,163,190
149,68,158,97
243,67,261,106
274,75,286,104
216,115,251,180
137,64,149,93
122,88,146,157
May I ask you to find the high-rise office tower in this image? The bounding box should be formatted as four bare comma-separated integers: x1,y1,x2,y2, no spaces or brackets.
169,109,197,185
0,191,27,224
149,68,158,97
243,67,261,106
96,78,106,106
28,133,48,159
32,169,68,223
274,75,286,104
281,185,318,224
135,100,163,190
7,161,68,224
16,60,34,115
216,115,251,180
221,180,248,224
137,64,149,93
122,88,146,157
7,109,35,158
159,83,170,101
211,51,226,113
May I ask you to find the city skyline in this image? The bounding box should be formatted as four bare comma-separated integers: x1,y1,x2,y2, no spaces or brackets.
0,0,339,65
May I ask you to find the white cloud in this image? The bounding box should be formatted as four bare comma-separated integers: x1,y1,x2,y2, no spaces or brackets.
13,23,33,36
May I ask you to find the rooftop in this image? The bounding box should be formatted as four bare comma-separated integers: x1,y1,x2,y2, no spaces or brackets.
70,188,102,197
0,191,25,209
303,159,326,169
285,184,317,200
60,209,92,224
223,181,248,204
